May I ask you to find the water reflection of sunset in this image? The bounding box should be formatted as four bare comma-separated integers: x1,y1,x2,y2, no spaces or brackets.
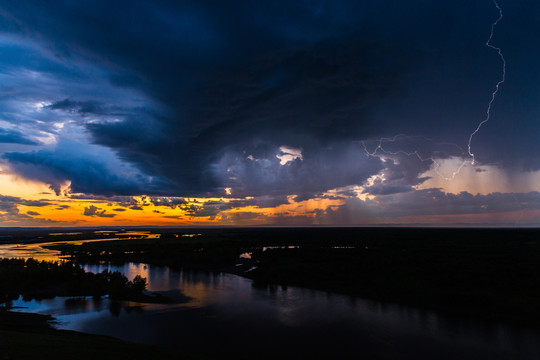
0,243,63,262
126,263,150,283
0,237,154,262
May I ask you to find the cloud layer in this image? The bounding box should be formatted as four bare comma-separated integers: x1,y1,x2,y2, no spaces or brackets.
0,1,538,225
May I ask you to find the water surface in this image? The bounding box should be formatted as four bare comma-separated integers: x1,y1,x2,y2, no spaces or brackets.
2,241,540,359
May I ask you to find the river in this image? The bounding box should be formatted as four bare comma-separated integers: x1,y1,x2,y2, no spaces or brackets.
2,240,539,359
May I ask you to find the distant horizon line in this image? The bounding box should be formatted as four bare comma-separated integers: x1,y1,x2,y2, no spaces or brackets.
0,224,538,231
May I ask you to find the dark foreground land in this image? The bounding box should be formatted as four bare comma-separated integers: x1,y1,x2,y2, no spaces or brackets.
45,227,540,326
0,308,200,360
0,259,199,359
2,227,540,359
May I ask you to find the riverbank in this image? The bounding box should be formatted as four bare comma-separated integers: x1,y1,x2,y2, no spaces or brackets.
0,259,201,359
0,308,202,360
0,258,172,305
43,227,540,327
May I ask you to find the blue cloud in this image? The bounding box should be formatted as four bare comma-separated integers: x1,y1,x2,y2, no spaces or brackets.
3,139,162,196
0,128,38,145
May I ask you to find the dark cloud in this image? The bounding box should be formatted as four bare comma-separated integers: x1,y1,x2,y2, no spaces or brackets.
182,202,225,219
227,195,291,209
180,196,295,219
150,197,187,209
0,0,538,210
0,194,57,223
69,194,131,202
215,142,383,198
0,195,51,212
220,211,261,223
0,0,422,197
315,190,540,225
364,185,414,196
362,155,432,196
3,141,159,196
0,128,38,145
83,205,116,218
46,99,105,115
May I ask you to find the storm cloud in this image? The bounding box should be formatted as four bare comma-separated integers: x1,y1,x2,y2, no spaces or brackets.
0,1,538,224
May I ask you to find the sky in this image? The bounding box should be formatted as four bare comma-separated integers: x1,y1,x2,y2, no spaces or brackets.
0,0,539,227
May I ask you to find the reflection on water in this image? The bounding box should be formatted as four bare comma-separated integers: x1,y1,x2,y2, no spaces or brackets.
0,241,93,262
0,237,147,262
115,231,160,239
239,252,252,259
82,263,254,308
0,231,169,262
0,243,65,262
8,261,540,360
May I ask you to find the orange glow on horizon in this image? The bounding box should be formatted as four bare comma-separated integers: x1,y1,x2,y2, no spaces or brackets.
1,168,538,227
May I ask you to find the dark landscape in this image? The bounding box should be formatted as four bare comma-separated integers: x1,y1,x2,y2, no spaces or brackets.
1,227,540,359
0,308,191,360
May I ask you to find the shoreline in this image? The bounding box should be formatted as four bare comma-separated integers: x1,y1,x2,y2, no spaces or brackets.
3,227,540,331
94,228,540,327
0,307,201,360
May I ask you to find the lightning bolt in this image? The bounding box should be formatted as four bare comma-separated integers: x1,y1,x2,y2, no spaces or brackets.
468,0,506,165
361,134,467,181
364,0,506,180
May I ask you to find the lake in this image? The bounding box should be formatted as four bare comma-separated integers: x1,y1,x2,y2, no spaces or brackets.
2,240,540,359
